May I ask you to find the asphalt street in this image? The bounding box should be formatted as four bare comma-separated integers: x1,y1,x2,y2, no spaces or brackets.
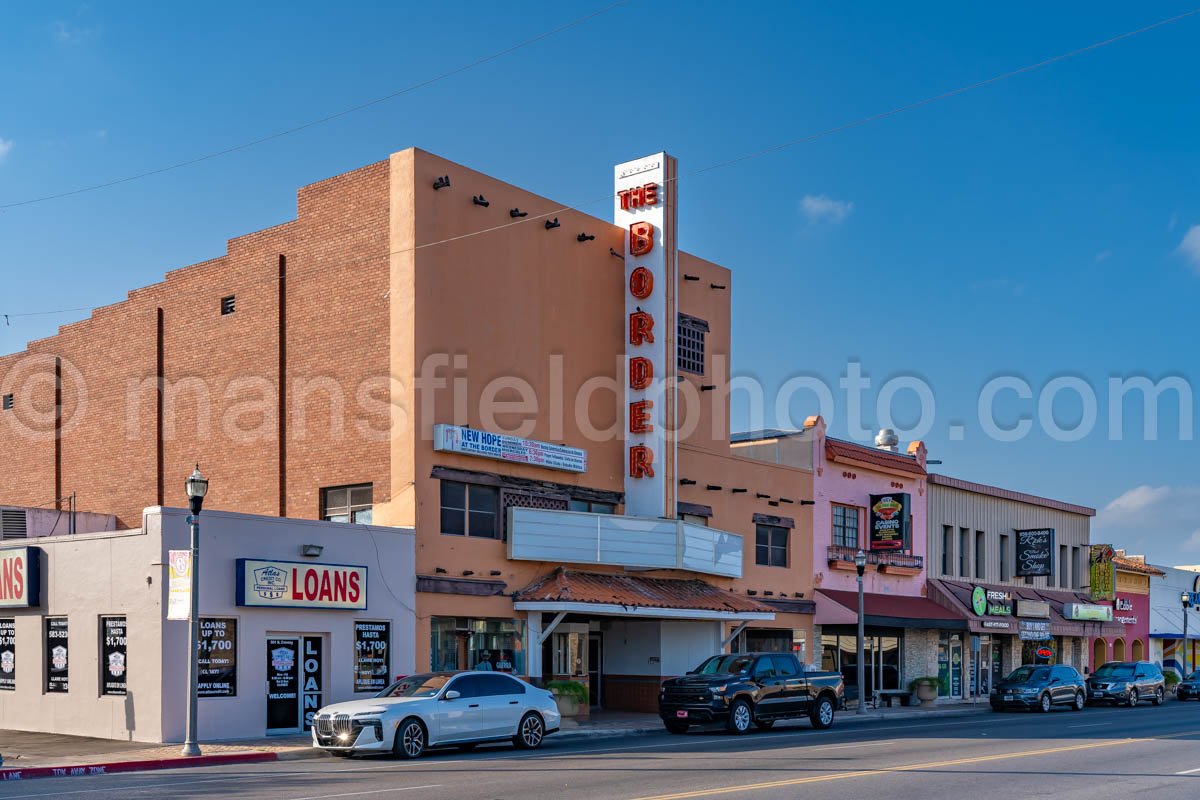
3,700,1199,800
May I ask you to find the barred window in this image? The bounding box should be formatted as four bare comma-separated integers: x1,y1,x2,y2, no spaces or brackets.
677,314,709,375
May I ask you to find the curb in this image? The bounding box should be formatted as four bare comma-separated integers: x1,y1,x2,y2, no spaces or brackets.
0,751,277,782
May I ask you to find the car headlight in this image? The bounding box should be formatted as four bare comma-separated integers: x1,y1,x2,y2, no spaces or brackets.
711,685,728,694
353,711,384,718
1015,688,1038,694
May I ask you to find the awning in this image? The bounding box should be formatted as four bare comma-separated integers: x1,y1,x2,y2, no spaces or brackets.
930,579,1126,638
814,588,965,630
513,568,775,621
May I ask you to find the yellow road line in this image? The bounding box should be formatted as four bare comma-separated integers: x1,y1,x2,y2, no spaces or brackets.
631,730,1200,800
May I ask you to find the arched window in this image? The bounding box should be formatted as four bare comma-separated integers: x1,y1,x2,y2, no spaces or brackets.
1131,639,1144,661
1113,638,1127,662
1092,638,1107,670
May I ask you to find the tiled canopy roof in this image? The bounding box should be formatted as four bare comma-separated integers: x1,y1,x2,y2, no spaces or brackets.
514,568,773,614
825,439,925,476
1113,555,1165,576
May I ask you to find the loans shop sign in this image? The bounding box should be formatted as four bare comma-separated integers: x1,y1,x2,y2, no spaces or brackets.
236,559,367,610
616,153,679,518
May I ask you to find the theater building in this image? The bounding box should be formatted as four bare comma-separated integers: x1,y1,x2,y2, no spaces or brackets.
0,148,820,714
0,507,414,742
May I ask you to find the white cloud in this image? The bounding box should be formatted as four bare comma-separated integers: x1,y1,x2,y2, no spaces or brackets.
1094,250,1111,264
1103,484,1172,515
800,194,853,224
0,138,11,162
1177,224,1200,273
1185,530,1200,552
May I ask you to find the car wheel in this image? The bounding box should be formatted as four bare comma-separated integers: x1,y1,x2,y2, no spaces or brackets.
726,699,753,734
1127,688,1139,707
1152,687,1164,706
810,695,836,730
754,719,775,730
664,720,689,734
514,712,545,750
1039,693,1052,713
1073,691,1085,711
393,718,426,759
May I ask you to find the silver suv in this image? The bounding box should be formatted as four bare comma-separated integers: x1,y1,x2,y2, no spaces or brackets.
1086,661,1165,706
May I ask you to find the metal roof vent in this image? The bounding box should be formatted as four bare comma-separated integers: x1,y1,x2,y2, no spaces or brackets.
874,428,900,452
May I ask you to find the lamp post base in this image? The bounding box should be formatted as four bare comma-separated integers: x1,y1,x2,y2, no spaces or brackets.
180,742,201,757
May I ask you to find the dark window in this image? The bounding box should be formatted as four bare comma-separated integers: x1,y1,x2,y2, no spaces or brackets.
569,499,615,514
975,531,985,579
321,484,373,524
755,524,788,567
476,674,525,696
441,481,498,538
999,534,1010,582
677,314,708,375
941,526,953,575
959,527,969,577
220,295,236,315
771,654,799,677
832,506,859,548
1,394,11,411
447,674,484,698
753,657,777,678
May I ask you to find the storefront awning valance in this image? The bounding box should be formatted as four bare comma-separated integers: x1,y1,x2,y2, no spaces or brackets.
814,588,965,630
930,579,1126,638
513,568,775,621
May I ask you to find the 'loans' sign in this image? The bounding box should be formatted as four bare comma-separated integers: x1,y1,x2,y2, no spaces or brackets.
236,559,367,610
0,548,41,608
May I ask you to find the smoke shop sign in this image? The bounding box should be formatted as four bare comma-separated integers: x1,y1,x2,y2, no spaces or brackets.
1015,529,1054,578
236,559,367,610
433,424,586,473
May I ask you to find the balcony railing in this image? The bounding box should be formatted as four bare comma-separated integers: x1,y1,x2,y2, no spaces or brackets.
827,545,924,570
508,507,744,578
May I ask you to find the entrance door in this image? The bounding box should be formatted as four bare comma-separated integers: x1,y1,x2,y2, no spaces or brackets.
267,635,324,734
588,634,603,708
267,637,301,733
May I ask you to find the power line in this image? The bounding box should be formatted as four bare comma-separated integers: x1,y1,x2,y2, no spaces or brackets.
0,1,630,211
2,7,1196,325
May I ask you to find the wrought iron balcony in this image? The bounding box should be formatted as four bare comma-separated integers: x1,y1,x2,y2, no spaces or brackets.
827,545,924,571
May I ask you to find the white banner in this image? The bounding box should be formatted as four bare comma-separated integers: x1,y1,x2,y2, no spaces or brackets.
167,549,192,621
433,424,587,473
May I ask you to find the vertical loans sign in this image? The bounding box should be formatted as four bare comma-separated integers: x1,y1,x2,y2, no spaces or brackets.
616,152,679,519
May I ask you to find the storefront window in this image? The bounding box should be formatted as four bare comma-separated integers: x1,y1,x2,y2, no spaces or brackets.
430,618,526,674
821,632,901,698
552,632,586,677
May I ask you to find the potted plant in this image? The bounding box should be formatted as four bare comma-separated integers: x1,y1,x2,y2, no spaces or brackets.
1165,671,1180,695
908,676,940,707
546,680,588,718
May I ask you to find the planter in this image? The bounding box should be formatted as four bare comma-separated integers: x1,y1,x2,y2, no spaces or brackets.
554,694,580,718
915,683,938,707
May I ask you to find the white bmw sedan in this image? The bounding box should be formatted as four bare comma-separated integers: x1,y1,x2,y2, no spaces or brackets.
311,671,561,758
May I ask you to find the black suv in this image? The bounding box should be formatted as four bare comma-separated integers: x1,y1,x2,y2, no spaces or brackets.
1087,661,1165,706
991,664,1087,712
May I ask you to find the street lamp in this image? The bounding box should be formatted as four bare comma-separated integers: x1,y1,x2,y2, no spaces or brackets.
1182,591,1192,678
181,466,208,757
854,549,868,716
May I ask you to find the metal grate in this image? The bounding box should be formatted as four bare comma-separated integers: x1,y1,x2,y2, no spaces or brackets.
0,510,27,540
315,713,351,736
501,490,568,540
220,295,236,315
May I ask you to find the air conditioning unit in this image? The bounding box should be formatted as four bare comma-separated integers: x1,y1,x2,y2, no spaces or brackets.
1,509,28,540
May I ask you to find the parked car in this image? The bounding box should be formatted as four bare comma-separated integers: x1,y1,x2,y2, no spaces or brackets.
658,652,844,734
311,671,560,758
991,664,1086,712
1086,661,1165,706
1177,671,1200,700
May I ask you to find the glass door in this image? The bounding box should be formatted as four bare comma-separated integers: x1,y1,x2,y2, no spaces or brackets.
266,637,300,734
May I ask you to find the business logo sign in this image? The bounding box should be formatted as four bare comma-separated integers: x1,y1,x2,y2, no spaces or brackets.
868,493,910,551
981,620,1012,630
1063,602,1113,622
1016,599,1050,619
617,152,678,519
271,646,296,673
1015,529,1054,578
236,559,367,610
971,586,987,616
432,424,587,473
0,547,41,608
1089,544,1116,602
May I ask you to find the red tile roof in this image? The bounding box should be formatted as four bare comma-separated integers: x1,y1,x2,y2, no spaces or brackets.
928,473,1094,516
1113,555,1165,576
825,439,925,476
514,568,774,614
816,588,961,621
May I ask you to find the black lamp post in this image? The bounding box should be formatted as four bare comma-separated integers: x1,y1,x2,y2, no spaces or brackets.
855,549,868,715
1183,591,1192,678
182,466,208,757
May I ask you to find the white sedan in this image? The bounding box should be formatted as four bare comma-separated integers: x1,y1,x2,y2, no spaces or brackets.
311,671,561,758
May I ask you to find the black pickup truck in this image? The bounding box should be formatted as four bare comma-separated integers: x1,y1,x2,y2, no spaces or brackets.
658,652,844,734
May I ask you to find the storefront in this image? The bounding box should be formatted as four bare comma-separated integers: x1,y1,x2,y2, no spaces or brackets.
1149,564,1200,678
0,507,415,743
1090,554,1161,667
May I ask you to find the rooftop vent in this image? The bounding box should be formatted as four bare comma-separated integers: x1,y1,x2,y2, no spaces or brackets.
874,428,900,452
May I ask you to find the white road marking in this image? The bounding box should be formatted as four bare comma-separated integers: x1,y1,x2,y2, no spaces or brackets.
1176,767,1200,775
287,785,441,800
1067,722,1112,728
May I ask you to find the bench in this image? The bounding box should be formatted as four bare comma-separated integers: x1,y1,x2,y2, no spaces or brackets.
875,689,913,707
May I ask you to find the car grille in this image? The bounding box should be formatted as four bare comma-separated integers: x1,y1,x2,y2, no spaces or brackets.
316,713,352,737
663,688,709,704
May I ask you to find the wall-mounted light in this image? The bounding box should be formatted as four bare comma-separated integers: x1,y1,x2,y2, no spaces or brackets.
433,175,451,190
510,208,528,218
300,543,323,558
545,218,561,230
473,194,490,207
577,233,595,242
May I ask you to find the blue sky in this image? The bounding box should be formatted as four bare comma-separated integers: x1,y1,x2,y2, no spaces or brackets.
2,1,1197,562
